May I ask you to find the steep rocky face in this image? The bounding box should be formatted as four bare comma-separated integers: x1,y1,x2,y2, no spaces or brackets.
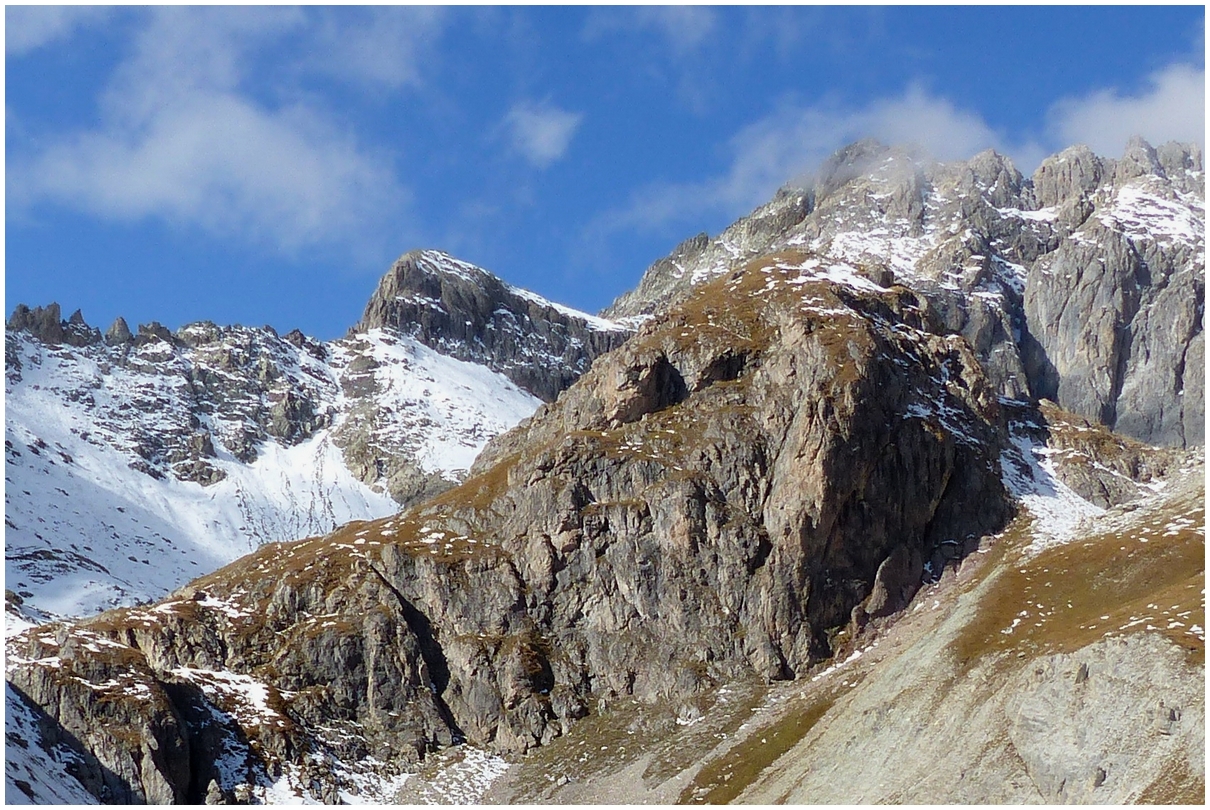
605,139,1204,449
6,140,1201,805
6,250,1017,802
479,452,1202,805
357,250,632,402
1023,143,1204,447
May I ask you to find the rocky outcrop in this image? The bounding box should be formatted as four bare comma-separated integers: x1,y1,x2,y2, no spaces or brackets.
358,250,631,401
105,316,134,346
6,251,1016,801
4,310,543,623
1001,400,1179,509
602,190,812,321
732,457,1205,805
6,139,1201,804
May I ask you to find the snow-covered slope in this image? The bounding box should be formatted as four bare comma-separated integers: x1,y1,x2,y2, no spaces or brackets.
4,324,541,623
357,249,632,402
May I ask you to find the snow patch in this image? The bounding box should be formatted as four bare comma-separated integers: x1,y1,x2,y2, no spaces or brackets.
1097,183,1204,245
1000,432,1105,555
508,287,630,333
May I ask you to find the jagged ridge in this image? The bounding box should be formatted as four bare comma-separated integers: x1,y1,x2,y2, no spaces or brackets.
358,250,632,402
606,137,1205,449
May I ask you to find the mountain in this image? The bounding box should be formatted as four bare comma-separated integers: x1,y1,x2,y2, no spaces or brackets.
4,251,629,625
607,137,1204,449
5,141,1203,804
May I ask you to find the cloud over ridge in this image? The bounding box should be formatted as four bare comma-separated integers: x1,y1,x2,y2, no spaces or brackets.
593,60,1205,242
503,101,584,169
1049,63,1205,158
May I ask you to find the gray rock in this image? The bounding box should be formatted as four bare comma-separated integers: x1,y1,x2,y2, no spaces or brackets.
106,316,134,345
7,302,102,347
1023,143,1204,447
606,138,1203,448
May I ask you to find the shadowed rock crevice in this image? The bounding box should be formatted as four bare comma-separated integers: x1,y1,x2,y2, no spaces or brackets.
365,563,466,744
6,682,144,803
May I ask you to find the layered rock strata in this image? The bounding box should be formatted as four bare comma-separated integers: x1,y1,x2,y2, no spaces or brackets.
357,250,632,402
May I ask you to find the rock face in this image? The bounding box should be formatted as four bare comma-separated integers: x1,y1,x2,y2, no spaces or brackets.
731,459,1205,805
357,250,632,402
478,455,1202,806
6,303,102,347
1023,140,1204,447
6,252,1016,801
606,138,1205,449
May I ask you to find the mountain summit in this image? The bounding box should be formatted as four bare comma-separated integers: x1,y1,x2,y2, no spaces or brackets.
358,250,630,402
609,138,1203,449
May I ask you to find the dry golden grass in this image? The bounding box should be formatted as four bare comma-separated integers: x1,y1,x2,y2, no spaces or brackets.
953,489,1204,670
679,693,838,805
1133,755,1207,804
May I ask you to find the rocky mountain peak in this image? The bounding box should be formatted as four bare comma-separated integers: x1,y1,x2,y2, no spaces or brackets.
1116,135,1165,183
6,245,638,627
4,138,1203,804
962,148,1026,208
602,138,1204,449
6,302,101,347
1032,143,1108,209
812,137,898,200
105,316,134,345
358,249,631,401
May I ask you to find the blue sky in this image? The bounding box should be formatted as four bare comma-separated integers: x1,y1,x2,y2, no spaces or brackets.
6,5,1205,340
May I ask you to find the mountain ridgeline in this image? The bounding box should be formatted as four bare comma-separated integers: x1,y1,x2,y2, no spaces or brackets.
4,138,1204,804
4,252,627,623
357,250,631,402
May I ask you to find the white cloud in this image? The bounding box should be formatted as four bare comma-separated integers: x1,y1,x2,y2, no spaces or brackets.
16,96,402,253
1048,63,1205,156
9,7,407,257
634,6,717,55
6,5,111,56
503,101,584,168
308,6,447,90
590,58,1205,254
583,7,718,55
